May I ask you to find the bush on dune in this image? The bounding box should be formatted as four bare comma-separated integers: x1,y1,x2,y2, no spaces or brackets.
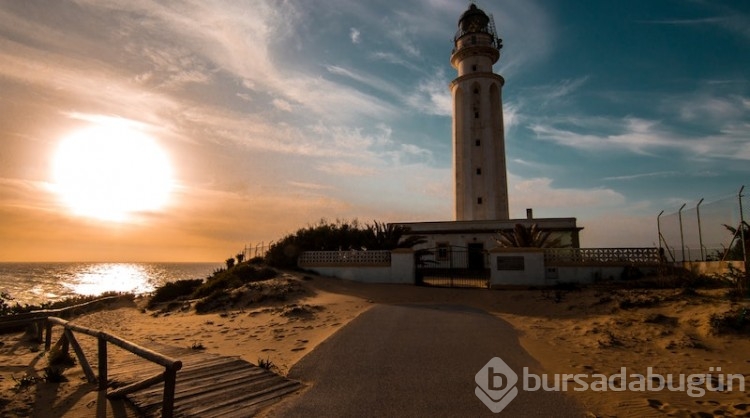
192,264,278,299
147,279,203,309
264,218,425,269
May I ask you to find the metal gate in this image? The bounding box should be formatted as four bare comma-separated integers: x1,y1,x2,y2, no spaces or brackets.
415,245,490,288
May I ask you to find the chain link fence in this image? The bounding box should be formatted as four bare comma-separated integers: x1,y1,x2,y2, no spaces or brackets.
658,187,747,262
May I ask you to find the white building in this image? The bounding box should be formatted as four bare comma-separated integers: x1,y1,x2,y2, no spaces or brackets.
451,4,508,221
396,4,582,254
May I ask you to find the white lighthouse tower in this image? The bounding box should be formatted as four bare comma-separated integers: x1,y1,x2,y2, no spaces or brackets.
450,4,508,221
393,4,581,256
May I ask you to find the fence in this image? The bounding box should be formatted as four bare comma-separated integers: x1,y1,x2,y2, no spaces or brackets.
241,242,273,260
544,248,661,266
658,186,747,262
298,250,391,267
0,296,182,418
45,317,182,417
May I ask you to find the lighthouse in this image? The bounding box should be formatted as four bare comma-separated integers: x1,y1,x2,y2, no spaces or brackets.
450,4,508,221
393,4,581,257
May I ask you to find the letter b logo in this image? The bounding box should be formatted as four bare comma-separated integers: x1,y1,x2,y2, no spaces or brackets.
475,357,518,413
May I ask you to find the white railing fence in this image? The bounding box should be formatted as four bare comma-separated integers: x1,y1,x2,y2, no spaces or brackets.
298,250,392,266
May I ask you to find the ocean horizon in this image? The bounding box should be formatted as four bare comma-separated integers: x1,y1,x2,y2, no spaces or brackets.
0,262,223,306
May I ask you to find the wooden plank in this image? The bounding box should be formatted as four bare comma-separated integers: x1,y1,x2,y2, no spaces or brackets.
106,343,302,418
135,365,268,399
133,371,281,407
198,383,302,418
179,380,301,417
108,372,165,398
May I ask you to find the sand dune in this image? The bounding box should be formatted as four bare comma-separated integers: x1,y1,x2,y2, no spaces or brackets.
1,272,749,417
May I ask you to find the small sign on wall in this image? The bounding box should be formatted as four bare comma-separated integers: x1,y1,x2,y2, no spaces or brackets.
496,256,525,271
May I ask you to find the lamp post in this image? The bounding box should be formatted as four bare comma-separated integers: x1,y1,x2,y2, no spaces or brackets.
696,198,705,261
678,203,687,263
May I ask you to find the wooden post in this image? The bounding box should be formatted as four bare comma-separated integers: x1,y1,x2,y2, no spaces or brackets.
162,368,178,418
98,336,107,391
63,329,97,384
44,320,52,351
35,319,43,342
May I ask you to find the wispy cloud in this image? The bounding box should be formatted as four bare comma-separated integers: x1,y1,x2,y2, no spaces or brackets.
369,51,422,72
325,65,403,98
404,69,452,116
639,17,727,25
508,175,628,219
603,171,679,181
350,27,361,44
316,162,377,177
541,76,589,103
638,6,750,41
530,110,750,161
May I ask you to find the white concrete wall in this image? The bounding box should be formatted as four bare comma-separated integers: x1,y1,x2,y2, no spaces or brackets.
299,249,415,284
549,266,625,283
489,248,547,287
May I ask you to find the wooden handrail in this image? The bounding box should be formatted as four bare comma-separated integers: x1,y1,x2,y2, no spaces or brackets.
0,295,126,329
1,295,182,417
44,316,182,418
46,317,181,370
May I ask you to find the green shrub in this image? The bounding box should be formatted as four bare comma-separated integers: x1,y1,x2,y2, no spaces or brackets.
148,279,203,309
43,367,67,383
264,219,425,268
192,265,278,299
48,346,76,367
248,257,265,265
710,308,749,334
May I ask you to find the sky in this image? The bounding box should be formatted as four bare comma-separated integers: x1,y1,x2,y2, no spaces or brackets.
0,0,749,262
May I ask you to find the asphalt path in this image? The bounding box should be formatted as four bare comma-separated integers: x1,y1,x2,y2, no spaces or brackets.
268,304,585,417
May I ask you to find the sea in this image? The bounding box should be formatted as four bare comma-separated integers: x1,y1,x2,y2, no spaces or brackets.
0,262,223,306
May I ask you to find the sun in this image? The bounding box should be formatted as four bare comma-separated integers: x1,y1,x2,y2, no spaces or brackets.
52,123,174,222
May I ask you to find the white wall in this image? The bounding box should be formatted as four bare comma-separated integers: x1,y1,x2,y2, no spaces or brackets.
299,249,414,284
489,248,547,287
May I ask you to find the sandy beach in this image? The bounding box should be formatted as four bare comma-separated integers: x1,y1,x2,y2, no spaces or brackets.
2,272,749,417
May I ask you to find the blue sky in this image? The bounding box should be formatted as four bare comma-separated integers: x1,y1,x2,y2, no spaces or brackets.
0,0,748,261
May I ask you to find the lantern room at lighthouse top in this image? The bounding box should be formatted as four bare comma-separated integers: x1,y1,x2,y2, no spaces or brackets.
450,4,503,72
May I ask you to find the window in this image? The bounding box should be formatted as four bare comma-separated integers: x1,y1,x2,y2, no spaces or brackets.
475,139,481,146
473,87,479,94
477,197,483,204
474,112,479,118
472,65,477,72
471,36,476,44
476,168,482,175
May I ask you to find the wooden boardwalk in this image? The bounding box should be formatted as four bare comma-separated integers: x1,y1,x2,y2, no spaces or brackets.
107,344,302,417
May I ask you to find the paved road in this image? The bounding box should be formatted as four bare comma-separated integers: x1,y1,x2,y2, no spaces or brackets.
268,304,585,417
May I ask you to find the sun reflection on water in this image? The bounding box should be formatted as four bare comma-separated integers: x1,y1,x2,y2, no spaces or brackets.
67,263,155,296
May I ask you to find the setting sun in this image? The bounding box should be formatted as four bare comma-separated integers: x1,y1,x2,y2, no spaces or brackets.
52,123,174,222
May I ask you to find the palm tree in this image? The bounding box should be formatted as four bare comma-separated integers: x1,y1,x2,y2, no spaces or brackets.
366,221,427,250
495,223,564,248
721,221,749,261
